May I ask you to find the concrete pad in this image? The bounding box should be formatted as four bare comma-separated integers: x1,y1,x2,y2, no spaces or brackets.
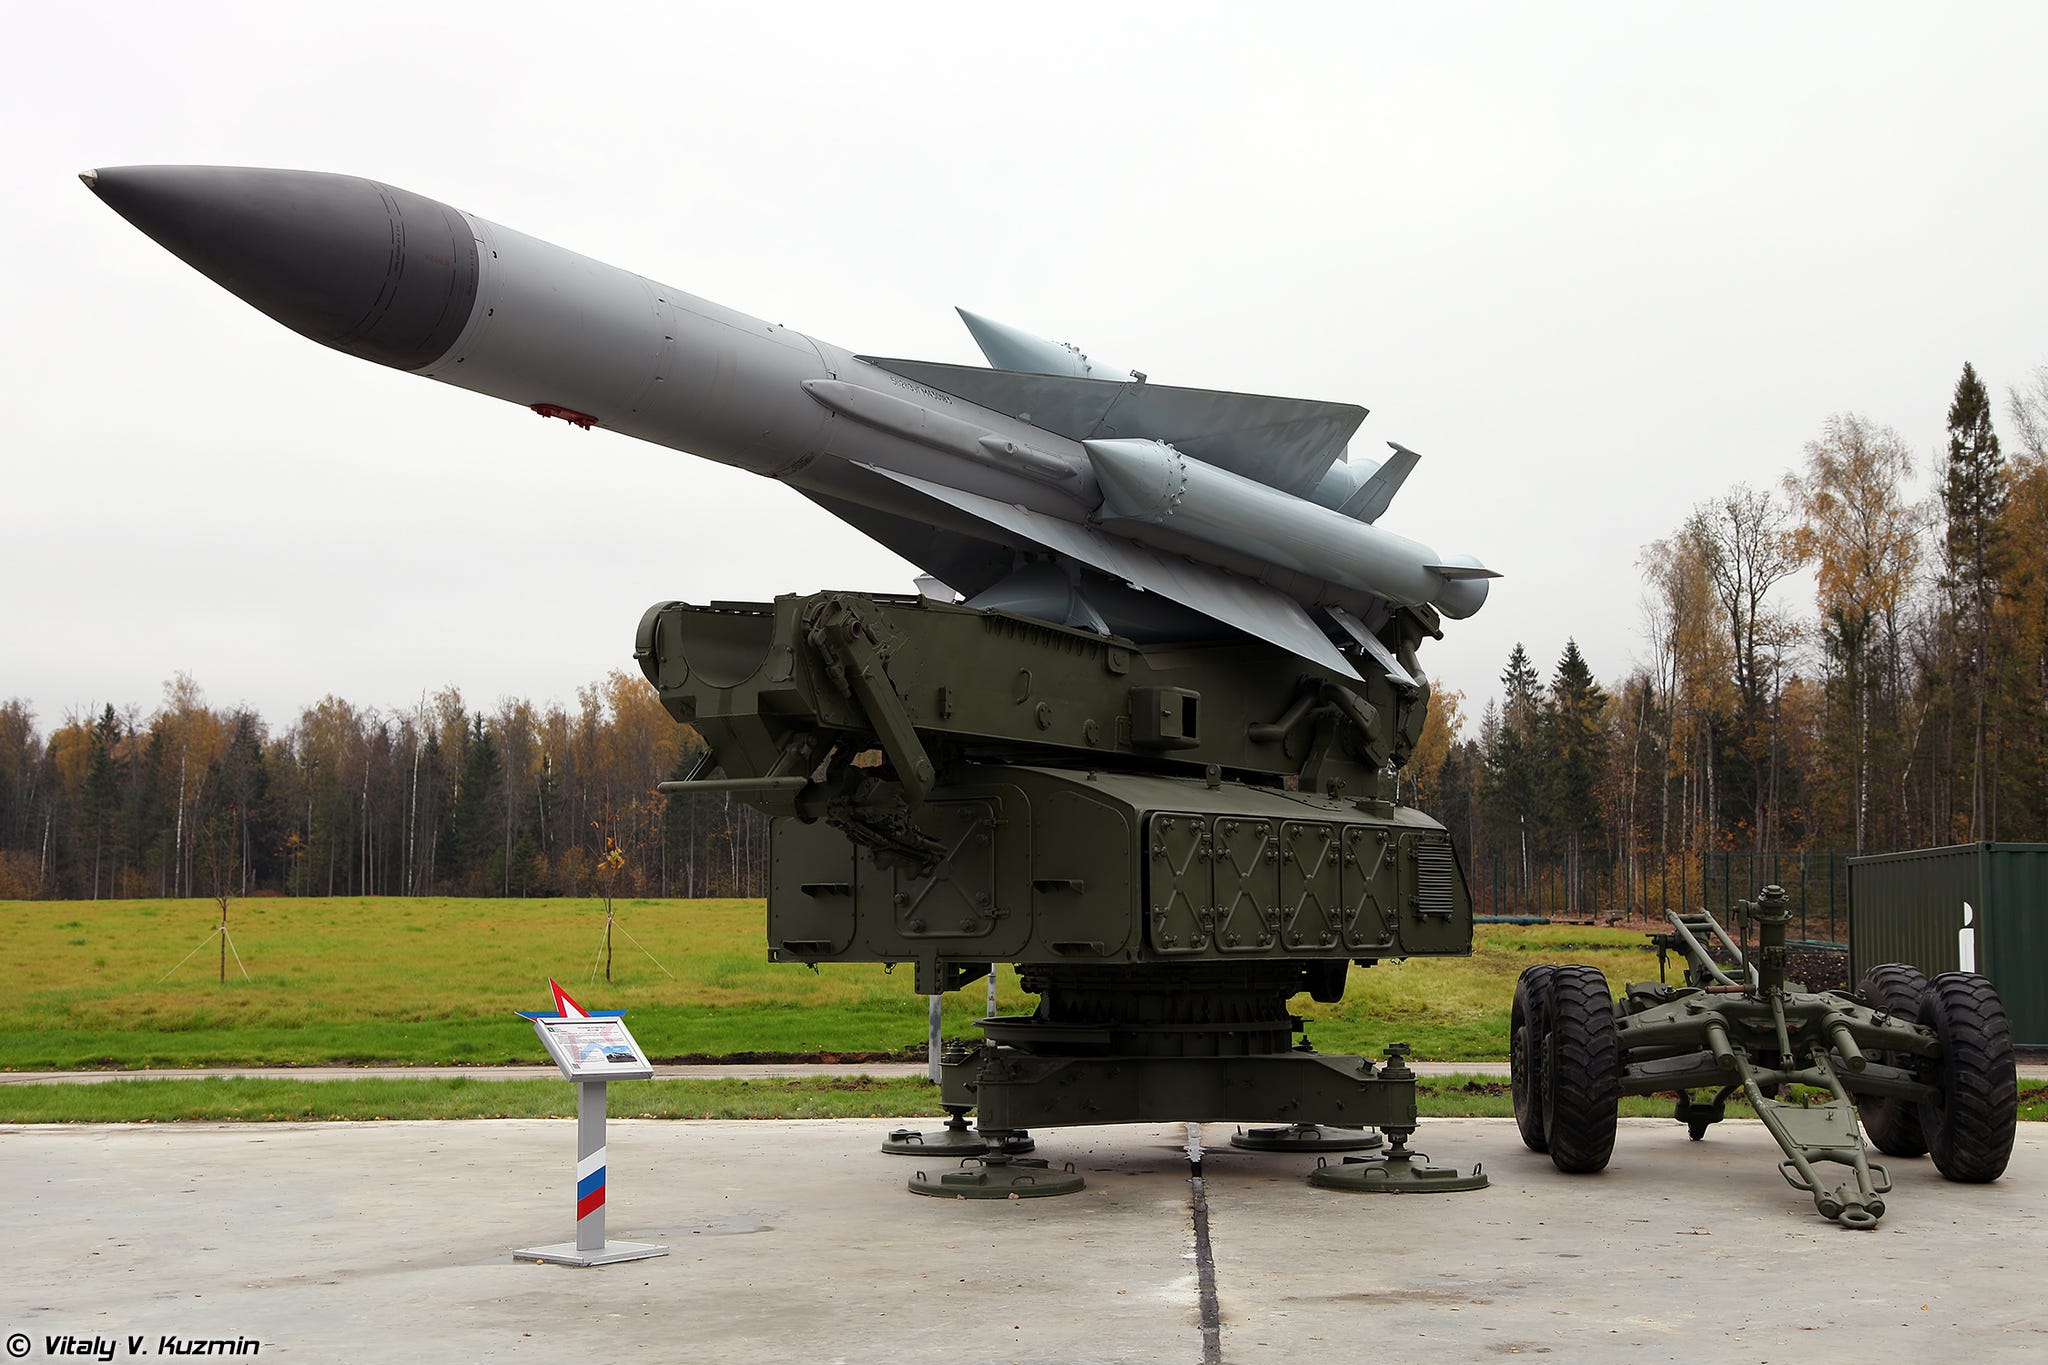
0,1119,1203,1365
1201,1117,2048,1362
0,1116,2041,1363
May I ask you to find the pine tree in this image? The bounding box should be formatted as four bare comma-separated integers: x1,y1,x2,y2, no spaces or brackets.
83,706,123,898
1501,643,1543,730
1942,362,2008,837
1484,644,1546,903
1544,641,1607,912
448,715,504,893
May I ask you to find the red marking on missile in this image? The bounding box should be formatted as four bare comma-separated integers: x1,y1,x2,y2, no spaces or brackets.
532,403,599,429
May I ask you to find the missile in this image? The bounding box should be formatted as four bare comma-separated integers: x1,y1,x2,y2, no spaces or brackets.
1084,438,1491,620
83,165,1496,680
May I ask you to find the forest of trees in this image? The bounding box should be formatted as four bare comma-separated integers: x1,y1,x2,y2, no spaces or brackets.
3,363,2043,913
0,669,766,903
1411,362,2048,918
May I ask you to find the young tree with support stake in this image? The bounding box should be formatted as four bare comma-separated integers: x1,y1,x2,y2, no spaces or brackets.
589,807,674,986
201,803,248,983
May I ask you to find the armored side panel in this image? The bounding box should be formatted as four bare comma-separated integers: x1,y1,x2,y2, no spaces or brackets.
766,764,1470,977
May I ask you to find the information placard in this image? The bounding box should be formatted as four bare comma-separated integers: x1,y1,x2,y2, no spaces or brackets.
532,1015,655,1082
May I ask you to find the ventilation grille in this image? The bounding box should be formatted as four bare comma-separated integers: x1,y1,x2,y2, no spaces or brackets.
1414,840,1456,918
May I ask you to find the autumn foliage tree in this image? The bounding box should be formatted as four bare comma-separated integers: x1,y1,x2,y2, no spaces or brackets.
0,669,758,901
1784,414,1920,850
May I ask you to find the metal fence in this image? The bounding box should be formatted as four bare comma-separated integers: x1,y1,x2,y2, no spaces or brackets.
1472,848,1852,944
1700,850,1850,945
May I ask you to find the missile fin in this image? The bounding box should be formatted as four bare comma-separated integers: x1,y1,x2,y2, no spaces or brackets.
860,357,1361,496
1338,441,1421,522
1325,607,1420,689
956,308,1128,380
855,464,1363,680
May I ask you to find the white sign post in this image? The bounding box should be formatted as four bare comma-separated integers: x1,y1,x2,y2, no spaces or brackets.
513,980,668,1268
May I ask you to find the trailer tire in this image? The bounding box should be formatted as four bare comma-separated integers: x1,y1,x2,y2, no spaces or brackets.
1856,963,1929,1158
1919,972,2018,1183
1511,965,1557,1153
1543,964,1619,1174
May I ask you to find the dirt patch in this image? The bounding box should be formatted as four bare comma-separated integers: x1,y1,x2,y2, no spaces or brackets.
1639,933,1850,994
1784,943,1850,992
1420,1079,1511,1097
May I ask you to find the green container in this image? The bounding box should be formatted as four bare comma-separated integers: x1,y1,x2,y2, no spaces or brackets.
1848,843,2048,1046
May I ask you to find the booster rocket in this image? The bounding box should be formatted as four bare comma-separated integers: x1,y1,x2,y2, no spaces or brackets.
83,165,1496,681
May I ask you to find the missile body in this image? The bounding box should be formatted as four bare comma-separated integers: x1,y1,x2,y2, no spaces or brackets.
84,166,1093,507
1084,439,1489,619
85,166,1494,672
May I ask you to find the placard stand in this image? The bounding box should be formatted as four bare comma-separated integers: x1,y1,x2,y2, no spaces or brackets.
514,980,668,1267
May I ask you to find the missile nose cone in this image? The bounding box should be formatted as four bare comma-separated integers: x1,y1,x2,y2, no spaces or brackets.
85,165,479,371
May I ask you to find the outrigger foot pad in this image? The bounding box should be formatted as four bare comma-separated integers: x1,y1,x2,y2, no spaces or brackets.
881,1107,989,1156
908,1153,1084,1199
1308,1135,1489,1194
881,1125,988,1157
1310,1154,1490,1195
1231,1123,1385,1153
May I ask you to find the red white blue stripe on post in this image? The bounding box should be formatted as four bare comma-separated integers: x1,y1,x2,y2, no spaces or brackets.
576,1147,606,1220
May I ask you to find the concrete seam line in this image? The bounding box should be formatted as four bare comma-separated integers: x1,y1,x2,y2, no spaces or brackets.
1185,1122,1224,1365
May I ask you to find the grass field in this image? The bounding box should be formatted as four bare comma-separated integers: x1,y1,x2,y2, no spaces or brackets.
6,896,2043,1125
11,1074,2040,1125
5,1073,1507,1123
4,896,1670,1070
0,1075,938,1122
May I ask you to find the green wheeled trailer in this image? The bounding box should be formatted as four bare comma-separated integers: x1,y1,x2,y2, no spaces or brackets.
1511,885,2018,1228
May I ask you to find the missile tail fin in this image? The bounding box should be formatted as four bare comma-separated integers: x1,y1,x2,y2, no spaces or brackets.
956,308,1128,380
1339,441,1422,522
862,356,1363,496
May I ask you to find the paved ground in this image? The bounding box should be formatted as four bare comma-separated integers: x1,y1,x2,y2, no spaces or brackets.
2,1115,2041,1363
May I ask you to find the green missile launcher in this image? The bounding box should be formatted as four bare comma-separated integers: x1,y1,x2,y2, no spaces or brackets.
638,589,1486,1196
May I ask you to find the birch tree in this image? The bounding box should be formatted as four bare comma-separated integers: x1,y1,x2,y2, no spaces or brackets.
1784,413,1919,850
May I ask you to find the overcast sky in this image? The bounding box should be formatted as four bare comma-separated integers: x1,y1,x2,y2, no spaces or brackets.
7,3,2045,738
